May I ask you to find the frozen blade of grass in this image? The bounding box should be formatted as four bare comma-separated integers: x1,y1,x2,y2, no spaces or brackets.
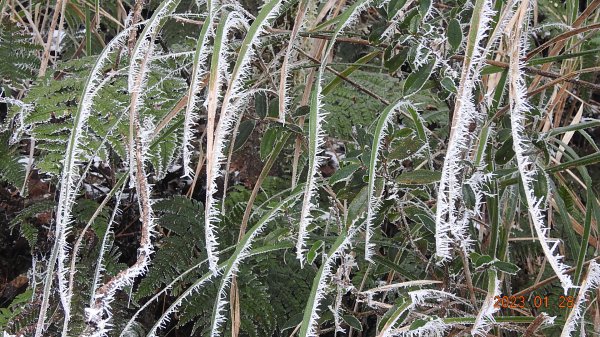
278,0,309,123
82,1,182,335
361,280,442,294
204,9,248,276
434,0,495,262
297,0,372,266
34,21,146,337
377,299,414,337
204,0,284,274
299,218,365,337
365,100,413,261
147,208,299,337
209,190,302,337
560,261,600,337
508,0,573,291
471,269,500,336
390,317,449,337
182,0,215,178
146,266,223,337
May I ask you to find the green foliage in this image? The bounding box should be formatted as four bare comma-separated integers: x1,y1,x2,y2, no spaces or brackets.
323,70,404,140
135,197,207,300
1,0,600,336
0,288,35,332
0,131,25,190
0,23,41,90
9,200,54,252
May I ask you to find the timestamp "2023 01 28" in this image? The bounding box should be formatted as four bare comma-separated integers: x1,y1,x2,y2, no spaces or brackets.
493,295,575,309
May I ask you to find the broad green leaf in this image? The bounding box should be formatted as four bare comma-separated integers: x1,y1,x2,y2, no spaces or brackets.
492,260,520,275
403,60,435,96
260,127,278,160
255,92,268,118
330,163,361,185
396,170,441,185
342,315,362,331
307,240,324,265
233,120,256,151
447,18,462,51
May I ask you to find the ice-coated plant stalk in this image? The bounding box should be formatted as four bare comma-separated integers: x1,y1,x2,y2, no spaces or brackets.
299,219,365,337
378,299,414,337
471,270,500,336
508,0,573,291
182,0,217,178
389,317,449,337
365,100,414,260
560,261,600,337
209,191,301,337
146,267,223,337
204,0,284,274
297,0,372,266
82,2,182,335
277,0,309,123
146,189,302,337
204,9,249,275
121,258,207,337
434,0,495,262
33,21,144,337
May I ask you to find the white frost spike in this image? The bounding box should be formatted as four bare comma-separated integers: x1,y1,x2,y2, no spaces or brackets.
366,100,414,261
204,0,284,274
561,261,600,337
434,0,496,262
471,273,500,336
297,0,373,266
300,219,365,337
507,0,573,291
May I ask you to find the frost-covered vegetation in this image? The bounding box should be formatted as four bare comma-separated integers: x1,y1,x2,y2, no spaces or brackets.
1,0,600,336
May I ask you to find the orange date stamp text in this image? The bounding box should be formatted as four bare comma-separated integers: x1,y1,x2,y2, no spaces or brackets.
493,295,575,309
